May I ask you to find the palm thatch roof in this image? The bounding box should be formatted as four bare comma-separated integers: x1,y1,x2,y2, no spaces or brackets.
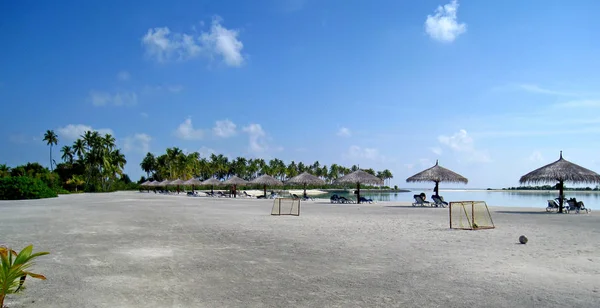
250,174,283,186
286,172,325,185
184,178,203,185
406,160,468,184
147,180,159,187
520,151,600,184
169,179,185,185
334,170,383,185
140,180,152,186
157,180,171,186
223,176,248,185
201,178,223,185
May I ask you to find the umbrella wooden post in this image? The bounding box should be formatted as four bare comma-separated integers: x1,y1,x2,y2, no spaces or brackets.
303,183,307,199
263,184,267,198
434,181,439,196
233,184,237,198
357,182,361,204
211,185,214,194
558,180,564,213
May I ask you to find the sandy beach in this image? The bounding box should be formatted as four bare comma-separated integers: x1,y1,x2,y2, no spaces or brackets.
1,192,599,307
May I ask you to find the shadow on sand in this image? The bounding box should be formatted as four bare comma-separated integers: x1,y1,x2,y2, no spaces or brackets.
494,210,555,215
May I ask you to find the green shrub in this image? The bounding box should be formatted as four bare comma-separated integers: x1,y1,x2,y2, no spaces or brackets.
0,176,58,200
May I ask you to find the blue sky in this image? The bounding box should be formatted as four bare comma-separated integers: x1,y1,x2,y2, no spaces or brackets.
2,0,600,188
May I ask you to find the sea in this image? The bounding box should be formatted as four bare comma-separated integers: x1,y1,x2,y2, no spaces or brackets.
318,189,600,210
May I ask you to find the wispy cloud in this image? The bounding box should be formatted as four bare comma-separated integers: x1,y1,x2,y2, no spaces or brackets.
529,151,544,164
438,129,491,163
117,70,131,81
123,133,151,154
553,99,600,109
57,124,113,140
343,145,386,163
88,90,138,107
425,0,466,43
213,119,237,138
337,127,351,137
174,118,205,140
242,124,268,153
142,16,245,67
430,147,443,155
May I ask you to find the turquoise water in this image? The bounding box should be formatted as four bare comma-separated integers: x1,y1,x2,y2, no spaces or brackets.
318,190,600,210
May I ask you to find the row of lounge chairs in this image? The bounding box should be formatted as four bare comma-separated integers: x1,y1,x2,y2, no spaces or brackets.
412,194,448,208
547,198,590,214
330,194,374,204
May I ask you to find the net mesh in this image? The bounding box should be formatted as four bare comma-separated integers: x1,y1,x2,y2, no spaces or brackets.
271,198,300,216
449,201,494,230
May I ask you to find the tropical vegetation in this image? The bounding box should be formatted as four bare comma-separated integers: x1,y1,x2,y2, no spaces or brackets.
0,245,49,308
139,147,394,188
0,129,136,199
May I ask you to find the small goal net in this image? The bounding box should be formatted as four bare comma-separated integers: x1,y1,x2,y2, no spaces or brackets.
271,198,300,216
449,201,495,230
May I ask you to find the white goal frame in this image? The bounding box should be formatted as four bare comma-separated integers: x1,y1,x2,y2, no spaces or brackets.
449,201,495,230
271,198,300,216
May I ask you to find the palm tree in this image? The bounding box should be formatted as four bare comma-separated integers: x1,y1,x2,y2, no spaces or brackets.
61,146,74,164
0,164,10,177
43,130,58,171
140,153,157,179
67,175,85,192
72,139,86,161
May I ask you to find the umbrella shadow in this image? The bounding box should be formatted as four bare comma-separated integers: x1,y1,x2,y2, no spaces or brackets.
494,210,554,215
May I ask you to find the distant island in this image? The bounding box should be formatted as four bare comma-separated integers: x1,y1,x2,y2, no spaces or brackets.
500,185,600,191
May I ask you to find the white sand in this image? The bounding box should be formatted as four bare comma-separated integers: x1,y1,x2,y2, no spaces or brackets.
1,192,599,307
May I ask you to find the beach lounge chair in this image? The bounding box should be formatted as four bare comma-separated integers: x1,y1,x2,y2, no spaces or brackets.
431,195,448,208
242,191,253,198
546,199,560,212
359,196,373,204
338,196,356,204
412,194,431,207
566,198,590,214
330,194,340,203
292,194,301,200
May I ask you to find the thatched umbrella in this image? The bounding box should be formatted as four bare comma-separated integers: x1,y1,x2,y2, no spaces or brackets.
287,172,325,198
201,178,222,194
140,180,152,192
157,179,171,187
520,151,600,213
250,174,283,197
170,179,185,193
223,176,248,198
406,160,468,196
334,170,383,204
184,178,202,193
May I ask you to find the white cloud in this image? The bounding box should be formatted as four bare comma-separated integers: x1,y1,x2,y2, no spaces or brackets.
140,112,149,118
213,119,236,138
199,16,245,67
57,124,113,140
554,100,600,109
419,158,434,168
124,133,151,154
117,70,131,81
175,118,205,140
425,0,466,43
343,145,386,163
529,151,544,163
167,85,184,93
430,147,443,155
89,90,137,107
242,123,268,153
141,16,245,67
198,146,217,158
8,134,32,144
337,127,351,137
438,129,491,163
